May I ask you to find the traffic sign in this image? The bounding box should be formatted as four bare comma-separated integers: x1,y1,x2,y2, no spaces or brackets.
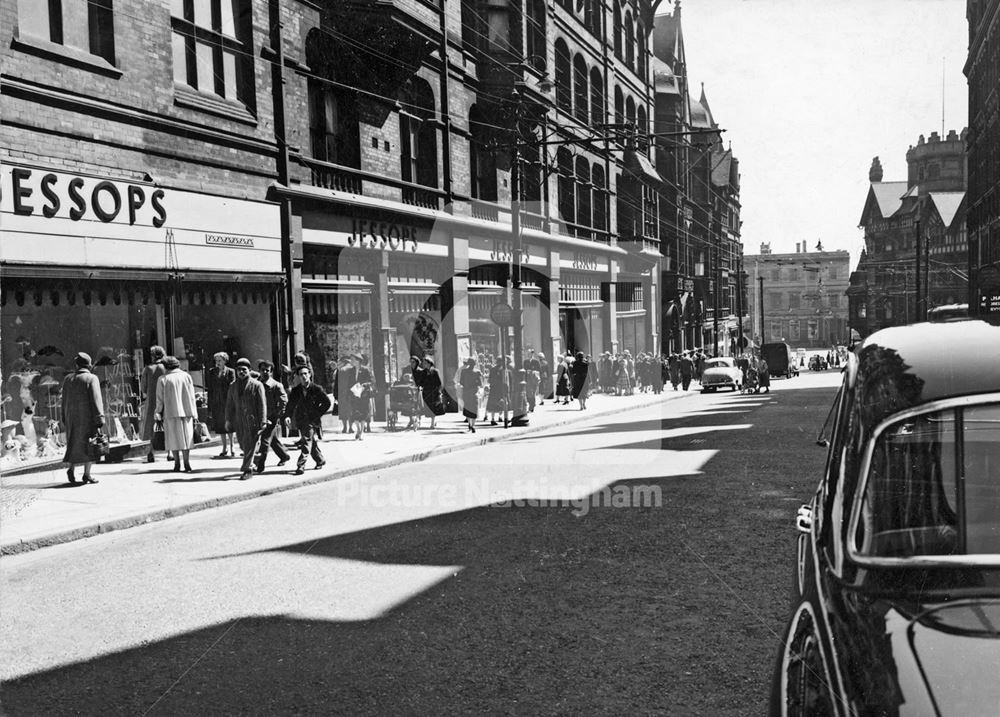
490,302,516,327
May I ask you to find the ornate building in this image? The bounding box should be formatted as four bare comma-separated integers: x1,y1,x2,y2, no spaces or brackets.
966,0,1000,315
652,1,742,355
848,131,968,338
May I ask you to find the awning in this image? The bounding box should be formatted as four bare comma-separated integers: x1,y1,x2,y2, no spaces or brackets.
624,150,663,184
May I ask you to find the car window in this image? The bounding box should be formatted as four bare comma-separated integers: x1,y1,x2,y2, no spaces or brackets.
854,402,1000,558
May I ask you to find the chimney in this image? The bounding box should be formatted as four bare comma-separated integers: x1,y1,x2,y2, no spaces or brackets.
869,156,883,183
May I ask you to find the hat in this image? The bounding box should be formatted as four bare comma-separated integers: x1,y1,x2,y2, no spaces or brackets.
464,357,477,366
235,358,252,369
423,356,435,366
74,352,92,368
348,352,363,362
162,355,181,370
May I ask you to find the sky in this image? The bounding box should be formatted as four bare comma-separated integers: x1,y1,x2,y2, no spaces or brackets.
670,0,969,269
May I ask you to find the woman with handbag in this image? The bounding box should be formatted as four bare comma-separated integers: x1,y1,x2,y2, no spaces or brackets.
139,345,166,463
61,352,105,484
348,353,374,440
154,355,198,472
418,356,446,429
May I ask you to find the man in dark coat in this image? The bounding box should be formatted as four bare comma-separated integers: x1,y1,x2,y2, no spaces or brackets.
679,352,695,391
225,357,267,480
570,351,591,410
286,364,332,475
254,360,290,472
61,352,104,484
668,353,680,390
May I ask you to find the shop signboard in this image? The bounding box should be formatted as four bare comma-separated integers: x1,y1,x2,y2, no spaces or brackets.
559,250,609,273
0,162,282,273
301,211,449,258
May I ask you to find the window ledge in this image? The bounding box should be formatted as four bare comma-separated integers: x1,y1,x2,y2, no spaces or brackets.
11,34,122,78
173,84,257,126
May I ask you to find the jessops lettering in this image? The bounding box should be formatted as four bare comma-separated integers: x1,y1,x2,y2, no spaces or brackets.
350,218,418,252
7,167,167,227
490,239,530,264
573,253,599,270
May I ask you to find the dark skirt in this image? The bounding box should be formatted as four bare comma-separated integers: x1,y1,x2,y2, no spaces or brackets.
555,370,571,397
422,388,446,417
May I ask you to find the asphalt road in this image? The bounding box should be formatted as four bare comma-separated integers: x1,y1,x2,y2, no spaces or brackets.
1,370,843,716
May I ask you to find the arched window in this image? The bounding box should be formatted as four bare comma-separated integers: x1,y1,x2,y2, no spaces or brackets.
612,0,622,58
576,157,591,237
592,164,607,234
624,11,635,70
308,79,360,168
557,147,575,225
636,20,646,81
399,79,438,189
589,67,604,128
625,95,636,141
573,54,588,124
526,0,546,72
555,39,571,113
614,86,624,129
470,106,497,201
637,106,647,149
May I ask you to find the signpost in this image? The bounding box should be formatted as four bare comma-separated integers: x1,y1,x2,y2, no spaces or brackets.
491,303,515,428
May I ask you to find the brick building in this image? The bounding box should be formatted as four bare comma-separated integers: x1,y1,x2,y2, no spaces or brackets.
1,0,672,467
744,244,850,350
966,0,1000,315
847,130,968,338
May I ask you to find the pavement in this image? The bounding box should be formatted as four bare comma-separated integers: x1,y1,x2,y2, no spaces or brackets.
0,387,699,555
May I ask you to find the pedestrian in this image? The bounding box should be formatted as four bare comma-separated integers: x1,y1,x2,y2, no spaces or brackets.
758,357,771,393
333,356,355,434
61,352,104,484
139,345,166,463
207,351,236,458
224,357,267,481
254,360,290,471
348,353,374,440
524,349,541,412
613,354,630,395
537,352,551,404
679,352,694,391
286,364,331,475
154,355,197,473
668,353,680,390
419,356,445,429
598,351,614,393
486,355,507,424
458,357,482,432
555,354,573,404
571,351,591,409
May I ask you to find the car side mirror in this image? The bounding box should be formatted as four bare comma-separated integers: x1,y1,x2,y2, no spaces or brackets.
816,438,830,447
796,504,813,533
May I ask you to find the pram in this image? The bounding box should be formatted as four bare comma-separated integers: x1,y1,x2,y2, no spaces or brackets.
741,366,760,394
387,381,423,431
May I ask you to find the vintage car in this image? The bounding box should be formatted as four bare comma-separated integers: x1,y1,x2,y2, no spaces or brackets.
768,319,1000,716
808,354,828,371
700,356,742,392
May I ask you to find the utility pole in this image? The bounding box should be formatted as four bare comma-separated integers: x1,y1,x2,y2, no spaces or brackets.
915,219,923,321
758,275,765,347
736,252,744,355
712,242,720,356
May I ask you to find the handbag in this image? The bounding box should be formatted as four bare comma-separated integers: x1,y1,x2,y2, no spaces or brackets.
192,421,209,444
87,430,110,461
152,422,166,451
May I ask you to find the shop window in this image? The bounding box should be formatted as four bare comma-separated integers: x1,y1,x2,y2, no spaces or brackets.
770,321,782,340
171,0,253,108
18,0,116,64
789,320,800,342
807,320,819,340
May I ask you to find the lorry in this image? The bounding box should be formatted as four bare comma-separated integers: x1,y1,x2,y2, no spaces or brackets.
760,342,799,379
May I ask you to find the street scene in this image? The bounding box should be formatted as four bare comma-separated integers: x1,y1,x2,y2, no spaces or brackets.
4,0,1000,714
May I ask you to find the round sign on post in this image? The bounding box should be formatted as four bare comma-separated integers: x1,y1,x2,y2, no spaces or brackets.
490,302,515,327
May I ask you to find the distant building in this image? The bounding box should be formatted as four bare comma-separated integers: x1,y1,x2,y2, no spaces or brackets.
966,0,1000,315
848,131,968,338
744,244,851,349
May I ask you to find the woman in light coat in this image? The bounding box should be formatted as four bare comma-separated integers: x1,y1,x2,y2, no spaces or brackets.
155,355,198,472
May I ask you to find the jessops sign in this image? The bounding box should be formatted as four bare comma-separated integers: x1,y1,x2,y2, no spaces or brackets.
0,162,282,272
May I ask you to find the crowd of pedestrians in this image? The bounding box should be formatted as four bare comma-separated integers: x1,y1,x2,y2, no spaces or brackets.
58,341,801,483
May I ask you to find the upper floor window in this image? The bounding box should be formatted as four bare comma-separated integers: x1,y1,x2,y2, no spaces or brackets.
18,0,116,64
308,80,360,168
399,80,438,190
526,0,546,72
555,39,572,113
171,0,254,108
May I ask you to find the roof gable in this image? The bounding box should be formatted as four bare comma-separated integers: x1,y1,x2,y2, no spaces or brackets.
927,192,965,229
859,182,908,225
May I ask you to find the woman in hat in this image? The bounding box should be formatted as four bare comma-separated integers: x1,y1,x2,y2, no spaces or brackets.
61,352,104,484
458,357,482,432
333,356,357,434
206,351,236,457
348,353,374,440
154,355,197,472
139,345,167,463
555,354,572,405
418,356,445,429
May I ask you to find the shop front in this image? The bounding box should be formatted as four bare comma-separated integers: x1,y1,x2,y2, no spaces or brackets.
0,162,282,471
558,251,609,357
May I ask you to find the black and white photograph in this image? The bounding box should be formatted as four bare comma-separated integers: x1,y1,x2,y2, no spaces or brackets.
2,0,999,713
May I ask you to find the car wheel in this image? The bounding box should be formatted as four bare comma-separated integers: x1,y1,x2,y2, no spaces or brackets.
783,610,835,717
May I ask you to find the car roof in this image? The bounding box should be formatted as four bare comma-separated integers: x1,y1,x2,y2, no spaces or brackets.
856,320,1000,420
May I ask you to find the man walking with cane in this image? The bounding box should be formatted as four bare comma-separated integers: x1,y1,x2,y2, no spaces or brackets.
254,360,290,472
225,357,267,481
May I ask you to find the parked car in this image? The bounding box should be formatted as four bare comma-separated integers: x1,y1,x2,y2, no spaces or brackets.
808,354,827,371
700,357,742,392
768,320,1000,716
761,342,799,378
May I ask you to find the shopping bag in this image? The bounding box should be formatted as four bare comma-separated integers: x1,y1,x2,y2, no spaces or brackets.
152,422,166,451
87,430,110,461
